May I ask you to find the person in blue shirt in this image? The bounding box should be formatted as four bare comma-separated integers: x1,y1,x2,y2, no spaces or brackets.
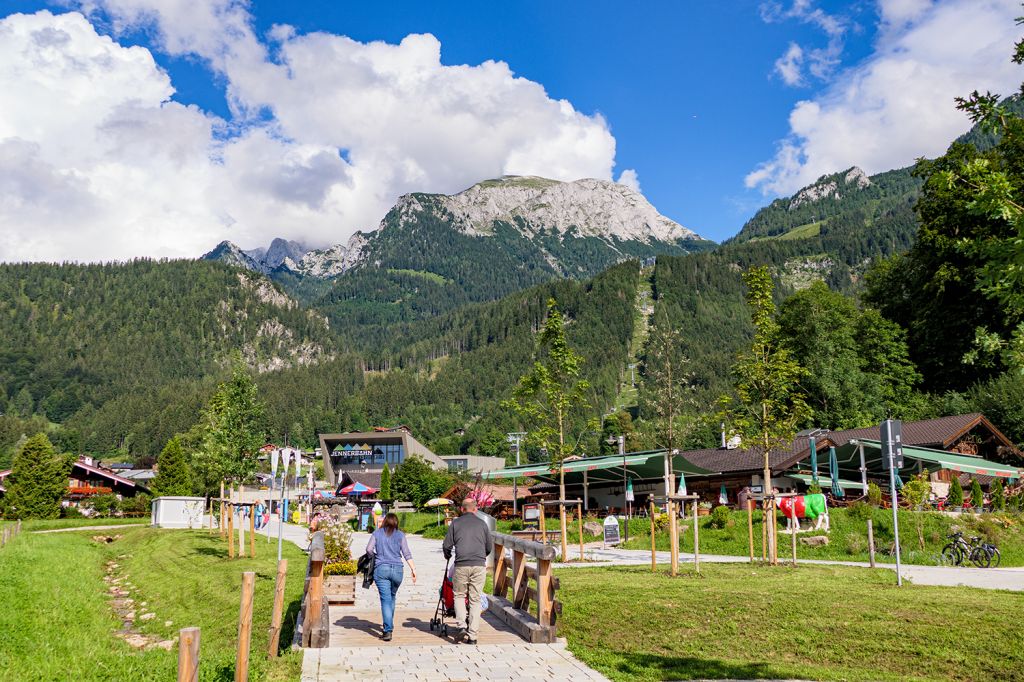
365,513,417,640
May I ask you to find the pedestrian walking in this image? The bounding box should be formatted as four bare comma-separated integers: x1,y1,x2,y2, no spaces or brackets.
442,497,491,644
365,512,417,641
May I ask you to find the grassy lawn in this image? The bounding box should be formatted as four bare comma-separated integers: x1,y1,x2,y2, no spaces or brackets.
9,516,152,532
559,564,1024,681
0,526,307,681
620,507,1024,567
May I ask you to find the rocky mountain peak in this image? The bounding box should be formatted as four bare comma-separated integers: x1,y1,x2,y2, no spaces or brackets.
397,175,699,244
789,166,872,210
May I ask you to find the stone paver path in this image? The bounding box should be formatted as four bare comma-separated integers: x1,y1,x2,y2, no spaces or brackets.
302,529,610,681
303,642,607,682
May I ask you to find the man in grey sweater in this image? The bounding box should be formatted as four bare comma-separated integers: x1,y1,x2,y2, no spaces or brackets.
442,497,491,644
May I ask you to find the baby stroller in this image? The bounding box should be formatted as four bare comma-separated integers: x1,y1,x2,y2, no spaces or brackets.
428,558,464,637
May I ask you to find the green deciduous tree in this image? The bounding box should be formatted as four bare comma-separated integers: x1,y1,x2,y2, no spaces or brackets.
643,327,696,453
391,455,450,507
151,436,193,497
719,266,810,563
503,298,595,559
1,433,69,519
193,361,267,491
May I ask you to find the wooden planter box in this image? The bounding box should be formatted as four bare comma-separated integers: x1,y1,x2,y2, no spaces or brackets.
323,575,356,604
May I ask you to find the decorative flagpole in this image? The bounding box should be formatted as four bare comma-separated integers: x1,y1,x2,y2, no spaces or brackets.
278,448,292,563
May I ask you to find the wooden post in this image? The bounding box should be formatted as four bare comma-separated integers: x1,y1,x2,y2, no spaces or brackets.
267,559,288,657
650,500,657,572
177,627,200,682
790,501,798,566
747,499,755,563
771,497,779,565
227,504,235,559
668,501,679,577
577,503,584,561
308,555,324,637
761,500,767,562
208,497,214,533
511,549,527,609
492,542,508,598
539,505,547,544
559,505,568,562
220,482,226,538
235,572,255,682
867,519,876,568
692,496,700,574
248,505,255,558
537,558,553,626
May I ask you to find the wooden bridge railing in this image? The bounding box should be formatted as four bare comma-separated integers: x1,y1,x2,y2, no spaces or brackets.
293,530,330,648
487,531,560,643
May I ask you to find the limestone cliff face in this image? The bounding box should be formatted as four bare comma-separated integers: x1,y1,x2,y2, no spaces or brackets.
407,175,700,244
202,175,703,278
789,167,872,210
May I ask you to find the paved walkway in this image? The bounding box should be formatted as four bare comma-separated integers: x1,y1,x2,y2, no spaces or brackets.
556,543,1024,591
300,529,610,682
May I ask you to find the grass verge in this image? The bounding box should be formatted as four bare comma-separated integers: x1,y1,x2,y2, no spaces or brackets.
559,564,1024,681
0,526,307,681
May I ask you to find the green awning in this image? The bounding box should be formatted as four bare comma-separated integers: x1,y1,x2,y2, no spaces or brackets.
788,473,864,491
858,440,1021,479
480,449,715,484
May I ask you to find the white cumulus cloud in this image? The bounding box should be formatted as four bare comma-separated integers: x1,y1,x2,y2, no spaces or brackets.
0,4,621,262
747,0,1023,195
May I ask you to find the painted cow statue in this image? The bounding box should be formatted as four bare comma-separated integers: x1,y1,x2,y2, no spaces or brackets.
778,493,830,533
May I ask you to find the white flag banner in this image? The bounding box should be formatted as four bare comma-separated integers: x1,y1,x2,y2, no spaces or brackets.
271,448,280,478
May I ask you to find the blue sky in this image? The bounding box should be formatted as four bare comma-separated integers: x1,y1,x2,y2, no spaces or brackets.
1,1,1021,260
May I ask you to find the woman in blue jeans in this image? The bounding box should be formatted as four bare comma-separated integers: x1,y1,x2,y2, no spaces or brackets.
365,513,417,640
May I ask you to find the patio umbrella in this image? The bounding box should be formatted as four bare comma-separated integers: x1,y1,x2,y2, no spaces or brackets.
677,471,687,496
339,481,377,495
829,446,844,497
425,498,453,507
719,484,728,505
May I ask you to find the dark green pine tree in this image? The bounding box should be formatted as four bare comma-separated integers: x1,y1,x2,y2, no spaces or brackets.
991,479,1005,511
2,433,69,519
947,477,964,508
151,436,193,497
970,479,984,510
380,463,392,501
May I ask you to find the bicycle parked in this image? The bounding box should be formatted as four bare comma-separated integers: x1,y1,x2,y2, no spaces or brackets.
940,532,1001,568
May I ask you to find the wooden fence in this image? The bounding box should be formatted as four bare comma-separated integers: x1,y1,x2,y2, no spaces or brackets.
486,531,560,643
293,530,330,648
1,520,22,548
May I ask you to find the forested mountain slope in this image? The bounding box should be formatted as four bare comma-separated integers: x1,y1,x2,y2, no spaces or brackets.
0,261,334,455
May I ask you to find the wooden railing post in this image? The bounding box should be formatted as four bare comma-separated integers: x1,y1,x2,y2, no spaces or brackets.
267,559,288,657
219,482,226,538
177,627,200,682
650,499,657,572
577,503,584,562
692,496,700,574
308,547,324,644
235,572,254,682
537,558,552,626
511,549,527,609
492,541,508,599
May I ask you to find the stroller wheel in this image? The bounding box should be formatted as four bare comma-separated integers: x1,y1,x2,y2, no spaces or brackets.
441,624,448,636
429,620,434,631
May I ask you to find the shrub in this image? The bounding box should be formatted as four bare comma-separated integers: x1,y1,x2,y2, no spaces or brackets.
970,479,984,509
652,513,671,532
991,480,1005,511
708,505,732,529
846,501,872,522
323,560,357,576
974,517,1002,544
947,477,964,508
60,505,86,519
844,533,866,555
508,517,524,531
89,494,121,517
867,482,882,507
318,518,354,565
808,482,823,495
